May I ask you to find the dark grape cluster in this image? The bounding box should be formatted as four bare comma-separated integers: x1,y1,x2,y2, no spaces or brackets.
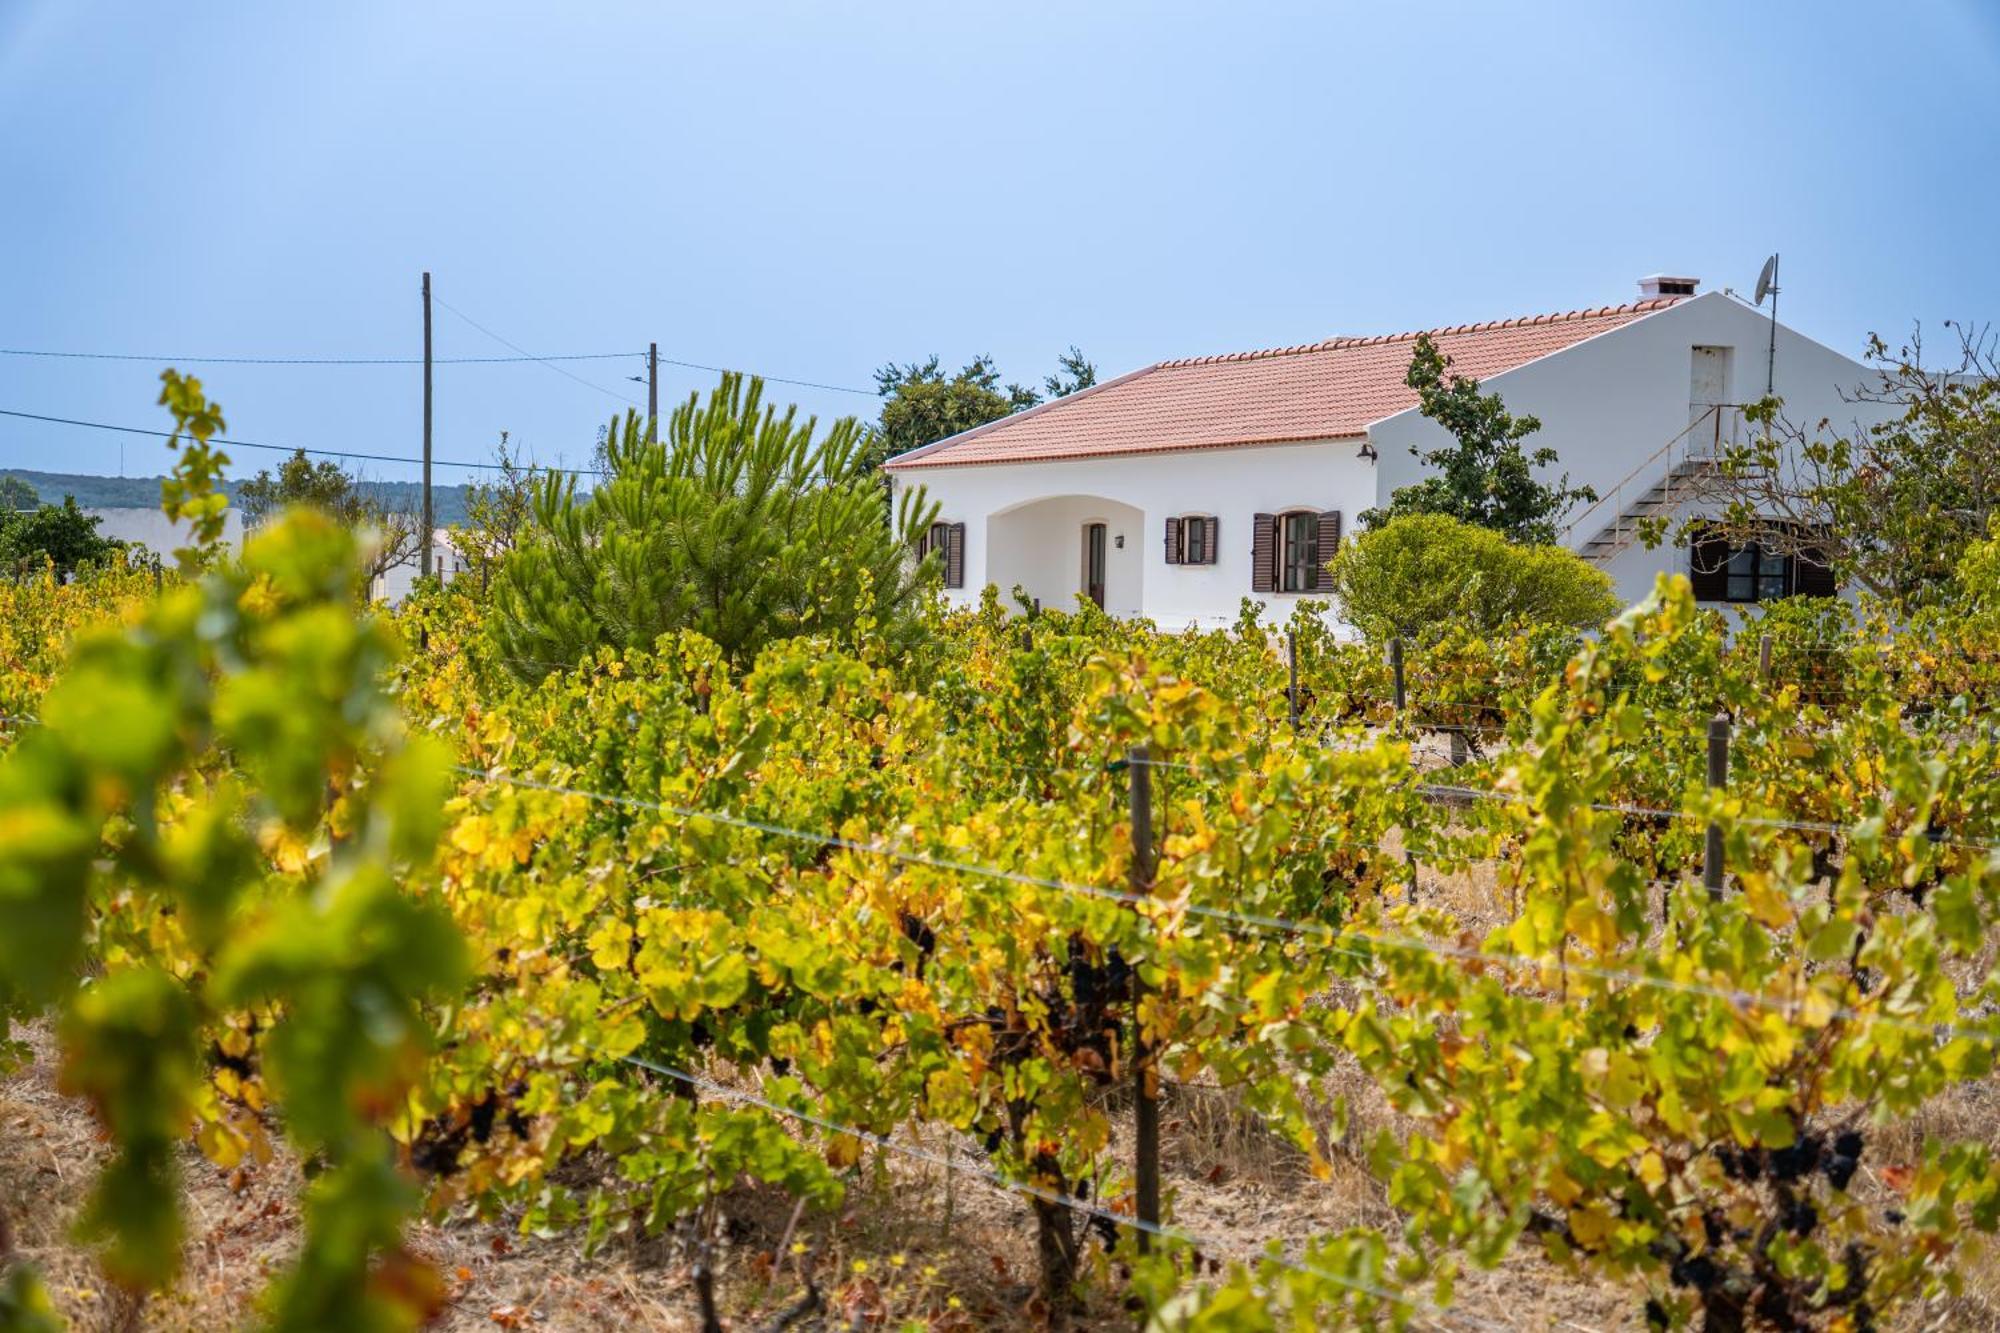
1769,1131,1823,1182
410,1082,531,1177
1667,1251,1722,1293
1825,1130,1864,1191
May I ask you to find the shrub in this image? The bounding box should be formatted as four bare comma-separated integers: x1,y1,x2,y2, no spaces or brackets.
1324,512,1619,644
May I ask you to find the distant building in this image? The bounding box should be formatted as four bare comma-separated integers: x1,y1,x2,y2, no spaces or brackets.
85,507,244,559
372,529,468,604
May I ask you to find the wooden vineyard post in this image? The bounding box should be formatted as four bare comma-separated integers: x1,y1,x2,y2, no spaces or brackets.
1128,744,1160,1255
1758,634,1773,682
1286,630,1300,734
1388,637,1418,901
1705,714,1730,900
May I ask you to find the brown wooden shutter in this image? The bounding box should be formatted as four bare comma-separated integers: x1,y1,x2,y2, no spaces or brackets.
1251,513,1276,592
944,522,965,589
1204,515,1219,565
1688,522,1728,601
1311,510,1342,591
1793,524,1838,597
1164,516,1182,565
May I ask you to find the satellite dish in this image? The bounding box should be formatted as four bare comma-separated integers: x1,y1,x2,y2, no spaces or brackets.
1754,254,1779,306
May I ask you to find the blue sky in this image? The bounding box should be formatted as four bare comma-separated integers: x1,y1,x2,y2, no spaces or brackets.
2,1,1996,486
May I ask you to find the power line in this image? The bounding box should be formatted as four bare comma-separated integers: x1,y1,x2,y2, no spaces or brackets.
647,353,877,398
1,344,877,395
0,406,601,478
0,346,639,367
429,294,643,407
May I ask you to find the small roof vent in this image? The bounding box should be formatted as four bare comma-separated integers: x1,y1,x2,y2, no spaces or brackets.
1638,274,1699,299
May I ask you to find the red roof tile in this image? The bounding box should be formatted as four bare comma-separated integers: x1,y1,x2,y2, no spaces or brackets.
884,297,1681,470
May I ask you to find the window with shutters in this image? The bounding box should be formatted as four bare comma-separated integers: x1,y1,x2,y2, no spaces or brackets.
917,521,965,589
1166,514,1217,566
1689,522,1834,603
1279,511,1319,592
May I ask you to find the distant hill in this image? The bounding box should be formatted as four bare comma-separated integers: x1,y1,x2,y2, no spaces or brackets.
0,469,473,527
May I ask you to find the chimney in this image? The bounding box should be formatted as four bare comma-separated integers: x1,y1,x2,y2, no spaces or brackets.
1638,274,1699,299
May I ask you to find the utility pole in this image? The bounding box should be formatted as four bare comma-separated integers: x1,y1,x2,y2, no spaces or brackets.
421,271,434,580
648,341,659,439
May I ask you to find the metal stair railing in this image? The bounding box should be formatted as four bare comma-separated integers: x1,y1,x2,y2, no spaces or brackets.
1561,404,1746,559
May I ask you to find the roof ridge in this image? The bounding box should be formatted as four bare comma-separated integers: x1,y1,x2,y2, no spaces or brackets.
1154,295,1684,369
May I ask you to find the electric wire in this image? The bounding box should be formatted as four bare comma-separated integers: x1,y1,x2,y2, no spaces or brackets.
0,341,879,397
0,346,638,366
0,406,601,478
428,295,643,407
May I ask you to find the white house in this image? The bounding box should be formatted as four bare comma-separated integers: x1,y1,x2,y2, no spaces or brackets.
372,528,470,604
86,506,245,558
883,277,1891,628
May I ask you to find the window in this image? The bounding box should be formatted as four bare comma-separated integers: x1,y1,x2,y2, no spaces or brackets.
1165,514,1218,566
1280,512,1319,592
1725,541,1790,603
1251,509,1339,593
917,521,965,589
1689,522,1835,603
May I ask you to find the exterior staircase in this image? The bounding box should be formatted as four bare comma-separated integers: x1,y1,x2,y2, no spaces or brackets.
1575,458,1722,562
1564,404,1742,564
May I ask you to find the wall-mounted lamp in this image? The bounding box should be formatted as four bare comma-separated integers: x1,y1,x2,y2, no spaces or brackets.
1358,442,1379,461
1114,534,1125,549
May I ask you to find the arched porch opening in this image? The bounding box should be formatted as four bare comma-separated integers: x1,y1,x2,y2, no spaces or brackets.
987,494,1146,618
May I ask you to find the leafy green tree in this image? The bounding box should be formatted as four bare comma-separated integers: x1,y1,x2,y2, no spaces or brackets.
491,374,941,675
0,475,38,512
1042,344,1097,400
1651,326,2000,604
0,496,123,577
448,433,539,594
867,348,1097,471
1325,512,1620,644
237,449,421,589
1363,333,1595,543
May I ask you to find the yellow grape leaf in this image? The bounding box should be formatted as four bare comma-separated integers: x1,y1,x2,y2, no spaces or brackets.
1567,1202,1616,1249
1563,900,1619,955
1741,874,1792,930
451,817,491,856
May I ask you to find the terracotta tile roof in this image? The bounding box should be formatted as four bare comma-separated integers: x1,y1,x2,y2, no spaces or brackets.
884,297,1682,470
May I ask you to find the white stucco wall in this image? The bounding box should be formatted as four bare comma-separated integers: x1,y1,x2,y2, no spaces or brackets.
1367,292,1894,606
892,439,1375,630
85,507,244,557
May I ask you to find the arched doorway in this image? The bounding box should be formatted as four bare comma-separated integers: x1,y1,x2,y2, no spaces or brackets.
987,495,1145,616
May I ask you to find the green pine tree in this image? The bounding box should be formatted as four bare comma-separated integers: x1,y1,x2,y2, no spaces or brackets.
490,374,940,675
